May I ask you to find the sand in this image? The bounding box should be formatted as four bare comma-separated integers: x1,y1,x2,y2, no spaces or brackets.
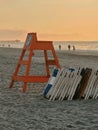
0,47,98,130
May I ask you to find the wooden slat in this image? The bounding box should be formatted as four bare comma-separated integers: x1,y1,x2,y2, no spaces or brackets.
19,60,29,65
12,75,49,82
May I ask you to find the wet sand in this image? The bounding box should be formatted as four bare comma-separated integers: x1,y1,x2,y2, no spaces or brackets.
0,48,98,130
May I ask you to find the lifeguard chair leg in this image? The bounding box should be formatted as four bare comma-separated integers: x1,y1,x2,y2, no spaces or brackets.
10,49,26,88
44,50,50,76
52,49,61,68
23,82,27,92
22,51,33,92
9,80,14,88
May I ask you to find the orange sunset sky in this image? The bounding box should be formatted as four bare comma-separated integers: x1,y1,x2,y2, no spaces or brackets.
0,0,98,41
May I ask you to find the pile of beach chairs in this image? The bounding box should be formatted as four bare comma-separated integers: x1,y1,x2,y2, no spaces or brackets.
43,67,98,101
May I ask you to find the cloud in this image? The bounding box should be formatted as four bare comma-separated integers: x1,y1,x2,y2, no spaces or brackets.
0,29,27,41
38,33,84,41
0,30,85,41
39,33,83,37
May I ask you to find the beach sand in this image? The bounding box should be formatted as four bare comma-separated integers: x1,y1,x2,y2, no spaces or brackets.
0,47,98,130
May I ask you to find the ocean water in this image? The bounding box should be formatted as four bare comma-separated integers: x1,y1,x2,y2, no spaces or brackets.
53,41,98,51
0,41,98,51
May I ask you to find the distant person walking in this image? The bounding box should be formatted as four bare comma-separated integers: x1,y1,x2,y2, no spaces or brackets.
68,44,71,51
59,44,61,50
73,45,75,51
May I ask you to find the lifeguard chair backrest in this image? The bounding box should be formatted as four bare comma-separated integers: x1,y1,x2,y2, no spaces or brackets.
24,32,54,51
24,32,37,49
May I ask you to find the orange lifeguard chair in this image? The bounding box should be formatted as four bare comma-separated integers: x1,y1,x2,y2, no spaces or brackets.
9,32,60,92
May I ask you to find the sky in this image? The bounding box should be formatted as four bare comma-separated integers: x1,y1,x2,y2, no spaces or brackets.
0,0,98,41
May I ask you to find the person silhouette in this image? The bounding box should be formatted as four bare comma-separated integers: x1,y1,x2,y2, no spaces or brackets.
73,45,75,51
59,44,61,50
68,44,71,51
